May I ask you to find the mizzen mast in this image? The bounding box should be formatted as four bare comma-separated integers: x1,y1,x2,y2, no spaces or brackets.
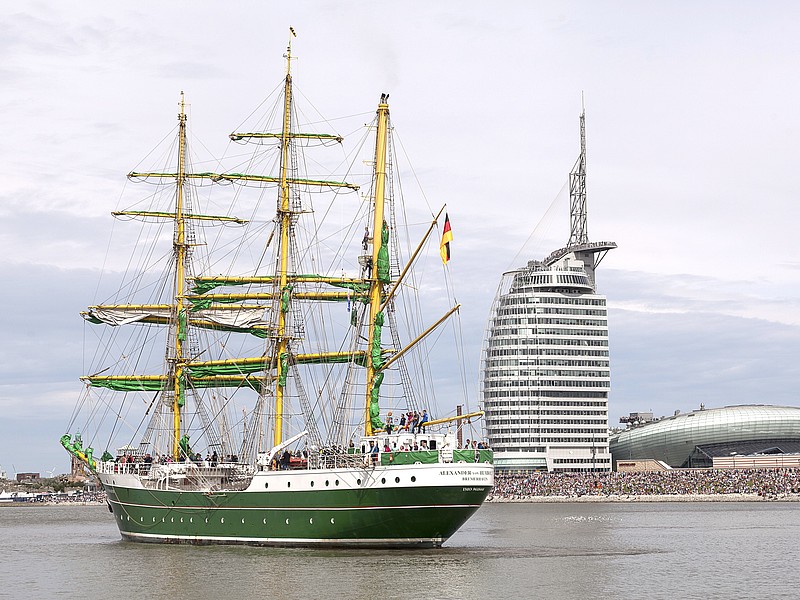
364,94,391,436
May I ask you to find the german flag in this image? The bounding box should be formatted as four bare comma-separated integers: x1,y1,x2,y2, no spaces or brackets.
440,213,453,264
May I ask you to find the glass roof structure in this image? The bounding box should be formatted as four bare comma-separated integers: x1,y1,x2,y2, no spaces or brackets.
609,405,800,468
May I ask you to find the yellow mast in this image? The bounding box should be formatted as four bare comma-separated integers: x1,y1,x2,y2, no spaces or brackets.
273,31,295,447
364,95,390,436
172,92,188,459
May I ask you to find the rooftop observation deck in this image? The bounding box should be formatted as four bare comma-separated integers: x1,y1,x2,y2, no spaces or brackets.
542,241,618,267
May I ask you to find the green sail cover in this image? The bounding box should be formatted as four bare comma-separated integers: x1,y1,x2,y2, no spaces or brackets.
192,274,362,295
297,353,368,366
177,373,186,407
191,278,250,295
278,352,289,388
369,311,386,432
453,449,494,463
178,309,187,341
281,285,293,312
371,312,385,369
101,451,114,462
184,318,268,338
188,296,241,311
187,361,266,377
369,372,384,431
87,375,263,393
329,281,370,294
381,451,438,466
88,378,167,392
60,434,96,470
376,222,390,284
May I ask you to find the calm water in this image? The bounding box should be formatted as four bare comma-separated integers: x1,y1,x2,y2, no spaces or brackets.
1,502,797,599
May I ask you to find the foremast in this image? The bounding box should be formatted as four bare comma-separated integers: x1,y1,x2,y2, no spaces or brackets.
81,93,199,462
73,94,264,465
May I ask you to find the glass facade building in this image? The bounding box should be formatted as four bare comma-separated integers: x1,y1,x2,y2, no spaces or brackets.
482,249,613,472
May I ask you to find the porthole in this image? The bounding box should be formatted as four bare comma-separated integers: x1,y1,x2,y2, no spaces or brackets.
140,517,143,522
395,477,400,483
265,482,269,489
171,518,174,523
330,518,335,524
205,518,209,524
411,476,416,482
309,518,313,524
180,517,184,523
162,518,165,523
241,519,245,524
126,516,130,521
357,478,362,485
325,480,330,487
152,517,156,522
335,480,340,486
287,481,291,488
221,518,225,524
190,518,193,523
285,518,290,525
381,478,386,484
263,518,267,525
310,481,315,487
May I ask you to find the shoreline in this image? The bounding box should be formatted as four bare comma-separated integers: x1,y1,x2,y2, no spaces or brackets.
487,493,800,503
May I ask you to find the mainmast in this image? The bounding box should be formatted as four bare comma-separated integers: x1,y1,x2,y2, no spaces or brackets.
273,34,295,448
364,94,390,436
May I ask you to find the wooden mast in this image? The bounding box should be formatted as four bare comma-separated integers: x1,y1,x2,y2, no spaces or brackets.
364,95,390,436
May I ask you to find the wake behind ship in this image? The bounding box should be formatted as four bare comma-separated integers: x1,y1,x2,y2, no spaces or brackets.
61,33,493,547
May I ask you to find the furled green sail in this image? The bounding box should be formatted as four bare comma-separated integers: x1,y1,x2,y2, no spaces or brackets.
369,311,386,431
376,222,390,284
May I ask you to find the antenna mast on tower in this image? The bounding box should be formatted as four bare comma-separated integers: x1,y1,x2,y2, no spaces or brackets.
568,98,587,246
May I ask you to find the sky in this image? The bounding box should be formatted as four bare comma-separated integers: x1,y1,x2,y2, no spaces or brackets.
2,1,799,475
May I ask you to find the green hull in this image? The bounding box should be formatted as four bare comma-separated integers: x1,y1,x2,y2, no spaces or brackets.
103,466,492,547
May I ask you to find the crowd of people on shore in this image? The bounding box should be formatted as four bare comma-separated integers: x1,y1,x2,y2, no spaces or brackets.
491,469,800,499
0,491,108,505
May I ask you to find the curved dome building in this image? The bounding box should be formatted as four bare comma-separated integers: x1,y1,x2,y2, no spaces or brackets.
609,405,800,468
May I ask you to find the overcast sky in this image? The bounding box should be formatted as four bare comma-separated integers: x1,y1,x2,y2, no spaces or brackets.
2,1,799,475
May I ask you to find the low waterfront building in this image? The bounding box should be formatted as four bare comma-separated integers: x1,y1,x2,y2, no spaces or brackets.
610,404,800,468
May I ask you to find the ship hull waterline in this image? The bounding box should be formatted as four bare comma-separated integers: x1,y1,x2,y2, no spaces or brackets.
101,463,493,548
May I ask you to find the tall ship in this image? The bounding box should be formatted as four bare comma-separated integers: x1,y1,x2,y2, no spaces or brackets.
61,36,493,547
481,107,615,472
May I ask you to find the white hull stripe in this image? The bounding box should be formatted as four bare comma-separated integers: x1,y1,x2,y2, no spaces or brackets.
109,499,480,511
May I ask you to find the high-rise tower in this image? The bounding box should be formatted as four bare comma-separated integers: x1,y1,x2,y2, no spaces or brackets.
481,109,616,472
